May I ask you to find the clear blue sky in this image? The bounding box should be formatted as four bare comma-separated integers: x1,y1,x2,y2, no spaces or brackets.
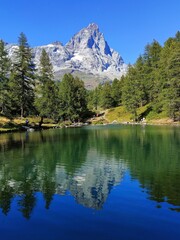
0,0,179,63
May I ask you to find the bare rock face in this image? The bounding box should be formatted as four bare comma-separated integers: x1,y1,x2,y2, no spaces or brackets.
6,23,127,88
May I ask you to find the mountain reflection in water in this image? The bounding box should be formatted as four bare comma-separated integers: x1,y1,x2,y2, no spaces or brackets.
0,128,126,218
0,125,179,219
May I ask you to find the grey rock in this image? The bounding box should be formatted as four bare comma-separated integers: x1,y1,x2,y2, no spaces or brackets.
6,23,127,88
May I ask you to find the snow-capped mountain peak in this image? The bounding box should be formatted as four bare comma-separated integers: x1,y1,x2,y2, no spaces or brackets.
6,23,127,88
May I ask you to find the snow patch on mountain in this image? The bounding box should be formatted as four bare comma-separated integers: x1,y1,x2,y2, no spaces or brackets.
6,23,127,88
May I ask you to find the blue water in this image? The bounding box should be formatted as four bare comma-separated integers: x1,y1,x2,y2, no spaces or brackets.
0,125,180,240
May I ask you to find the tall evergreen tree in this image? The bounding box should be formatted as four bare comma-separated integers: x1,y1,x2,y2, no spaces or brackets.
163,40,180,120
9,33,35,117
134,56,147,106
99,82,113,109
122,66,144,121
143,40,162,103
157,33,180,119
111,78,122,107
35,49,57,125
154,38,175,113
175,31,180,42
0,39,11,115
58,74,87,122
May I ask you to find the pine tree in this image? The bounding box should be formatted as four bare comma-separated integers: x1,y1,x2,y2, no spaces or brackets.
134,56,147,106
0,39,11,115
87,85,102,111
143,40,162,103
154,38,175,113
58,74,87,122
9,33,35,117
99,82,113,109
122,66,144,121
175,31,180,42
157,33,180,120
35,49,57,125
164,40,180,120
111,78,122,107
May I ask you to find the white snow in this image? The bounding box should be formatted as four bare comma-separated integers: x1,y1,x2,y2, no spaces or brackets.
6,23,127,84
71,53,84,61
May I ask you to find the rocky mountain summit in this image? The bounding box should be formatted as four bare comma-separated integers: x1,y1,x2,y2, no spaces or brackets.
6,23,127,88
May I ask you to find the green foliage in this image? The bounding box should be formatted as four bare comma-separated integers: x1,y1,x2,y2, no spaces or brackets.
152,34,180,121
88,78,123,111
121,34,179,122
161,39,180,120
9,33,35,117
87,32,179,123
99,82,113,109
120,40,162,121
87,87,100,110
122,66,144,121
35,49,58,121
0,39,11,115
58,74,88,121
105,106,132,122
111,78,122,106
142,41,162,103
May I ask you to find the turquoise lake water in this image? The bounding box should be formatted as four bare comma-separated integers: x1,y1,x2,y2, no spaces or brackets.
0,125,180,240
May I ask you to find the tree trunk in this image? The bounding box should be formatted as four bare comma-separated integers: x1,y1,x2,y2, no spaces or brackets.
21,106,24,118
39,116,44,128
134,110,138,122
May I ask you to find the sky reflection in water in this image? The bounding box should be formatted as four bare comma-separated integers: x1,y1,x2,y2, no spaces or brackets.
0,125,180,240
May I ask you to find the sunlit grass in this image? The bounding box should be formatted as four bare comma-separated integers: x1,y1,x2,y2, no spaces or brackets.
105,106,132,123
0,116,57,133
105,105,179,125
0,116,10,125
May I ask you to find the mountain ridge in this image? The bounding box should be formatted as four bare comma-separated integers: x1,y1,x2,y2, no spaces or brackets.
6,23,127,88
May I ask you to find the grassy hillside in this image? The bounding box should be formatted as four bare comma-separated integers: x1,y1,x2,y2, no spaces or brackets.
105,106,132,123
105,105,180,125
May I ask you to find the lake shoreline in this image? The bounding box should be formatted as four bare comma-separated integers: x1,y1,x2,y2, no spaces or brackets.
1,120,180,134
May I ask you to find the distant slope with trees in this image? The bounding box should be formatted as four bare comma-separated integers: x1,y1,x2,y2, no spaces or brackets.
88,31,180,123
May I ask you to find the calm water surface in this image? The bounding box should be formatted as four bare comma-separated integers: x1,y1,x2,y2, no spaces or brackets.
0,125,180,240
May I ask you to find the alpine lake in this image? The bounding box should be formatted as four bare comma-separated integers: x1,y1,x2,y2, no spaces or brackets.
0,124,180,240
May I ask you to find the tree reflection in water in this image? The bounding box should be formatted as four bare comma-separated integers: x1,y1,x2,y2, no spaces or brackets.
0,125,179,219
